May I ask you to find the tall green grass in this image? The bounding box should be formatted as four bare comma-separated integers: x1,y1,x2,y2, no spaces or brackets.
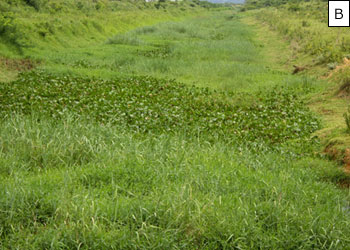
0,116,350,249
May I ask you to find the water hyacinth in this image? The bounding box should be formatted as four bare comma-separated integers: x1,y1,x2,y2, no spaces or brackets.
0,71,319,145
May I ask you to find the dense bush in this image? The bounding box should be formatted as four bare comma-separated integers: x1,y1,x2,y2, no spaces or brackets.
23,0,46,10
0,12,23,49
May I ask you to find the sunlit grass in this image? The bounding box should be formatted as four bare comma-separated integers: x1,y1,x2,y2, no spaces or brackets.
1,4,350,249
1,116,350,249
26,11,324,93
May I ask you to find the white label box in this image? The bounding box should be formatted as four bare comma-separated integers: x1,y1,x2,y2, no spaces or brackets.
329,1,350,27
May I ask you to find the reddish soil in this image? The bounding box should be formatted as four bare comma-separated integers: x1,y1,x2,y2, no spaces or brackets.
338,179,350,189
323,145,350,188
0,57,37,71
324,143,341,162
327,57,350,79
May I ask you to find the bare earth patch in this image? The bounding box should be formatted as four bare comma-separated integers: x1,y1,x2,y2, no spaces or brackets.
0,57,36,71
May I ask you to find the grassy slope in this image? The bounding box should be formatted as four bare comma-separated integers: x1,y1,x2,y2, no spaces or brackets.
0,0,208,81
241,2,350,167
2,3,350,249
8,10,323,94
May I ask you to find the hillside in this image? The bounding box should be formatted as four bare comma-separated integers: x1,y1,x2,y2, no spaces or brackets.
1,1,350,249
0,0,215,80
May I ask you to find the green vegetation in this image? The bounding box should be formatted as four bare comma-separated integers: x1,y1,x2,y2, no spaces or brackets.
245,0,350,78
0,71,319,145
250,1,346,66
245,0,327,9
244,0,350,166
16,12,322,93
1,115,350,249
0,0,213,59
1,1,350,249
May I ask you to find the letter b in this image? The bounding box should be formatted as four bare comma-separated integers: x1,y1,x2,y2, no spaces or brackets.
335,8,343,19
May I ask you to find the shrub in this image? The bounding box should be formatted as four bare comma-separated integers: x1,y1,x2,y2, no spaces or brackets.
0,12,23,49
23,0,45,11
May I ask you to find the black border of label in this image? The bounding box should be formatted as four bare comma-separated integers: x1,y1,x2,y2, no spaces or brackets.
329,0,350,27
